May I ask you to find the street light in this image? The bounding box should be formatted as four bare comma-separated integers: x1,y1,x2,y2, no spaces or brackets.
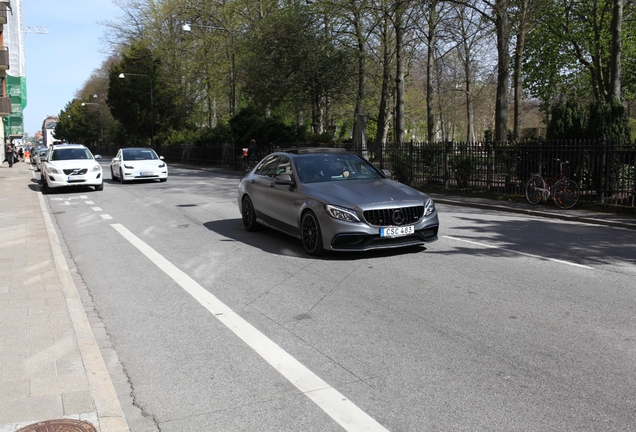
81,97,103,144
119,73,154,148
182,22,236,116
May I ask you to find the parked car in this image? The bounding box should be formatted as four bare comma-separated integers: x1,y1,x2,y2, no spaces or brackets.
110,147,168,183
40,144,103,192
33,147,48,171
237,148,439,256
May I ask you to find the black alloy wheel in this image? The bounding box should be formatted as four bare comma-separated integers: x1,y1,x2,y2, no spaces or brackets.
119,168,126,184
241,196,259,231
301,211,324,256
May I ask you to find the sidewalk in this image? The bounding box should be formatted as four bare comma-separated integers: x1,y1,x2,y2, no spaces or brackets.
0,160,129,432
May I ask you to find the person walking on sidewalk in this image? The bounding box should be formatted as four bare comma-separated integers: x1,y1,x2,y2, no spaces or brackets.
6,144,14,167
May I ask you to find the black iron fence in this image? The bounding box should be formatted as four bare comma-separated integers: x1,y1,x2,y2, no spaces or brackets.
361,139,636,207
90,138,636,207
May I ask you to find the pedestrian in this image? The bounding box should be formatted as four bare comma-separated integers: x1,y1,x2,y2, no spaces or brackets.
24,148,31,163
18,147,24,162
6,145,14,167
247,139,258,166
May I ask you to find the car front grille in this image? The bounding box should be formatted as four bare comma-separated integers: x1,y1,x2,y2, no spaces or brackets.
331,225,439,250
63,168,88,175
363,206,424,227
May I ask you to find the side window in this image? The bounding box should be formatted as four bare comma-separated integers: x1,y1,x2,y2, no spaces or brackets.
275,156,292,176
255,155,279,177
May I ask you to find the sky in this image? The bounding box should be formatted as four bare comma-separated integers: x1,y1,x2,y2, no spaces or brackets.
22,0,121,136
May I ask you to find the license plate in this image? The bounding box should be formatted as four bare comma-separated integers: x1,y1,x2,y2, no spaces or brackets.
68,175,85,181
380,226,414,238
140,172,153,176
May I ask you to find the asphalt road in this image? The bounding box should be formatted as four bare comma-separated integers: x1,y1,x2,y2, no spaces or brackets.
41,163,636,431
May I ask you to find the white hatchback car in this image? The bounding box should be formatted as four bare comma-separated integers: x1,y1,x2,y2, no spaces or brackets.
110,147,168,183
40,144,104,192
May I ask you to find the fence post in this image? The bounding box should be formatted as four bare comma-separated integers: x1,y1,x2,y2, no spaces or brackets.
486,142,493,192
444,141,452,189
409,140,414,187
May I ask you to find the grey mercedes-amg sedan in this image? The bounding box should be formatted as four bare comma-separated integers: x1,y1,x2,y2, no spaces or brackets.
237,148,439,256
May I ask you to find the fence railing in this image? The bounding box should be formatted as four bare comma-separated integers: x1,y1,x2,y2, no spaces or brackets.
361,139,636,207
90,138,636,207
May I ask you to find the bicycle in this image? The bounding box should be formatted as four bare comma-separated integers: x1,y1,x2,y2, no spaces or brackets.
525,159,580,209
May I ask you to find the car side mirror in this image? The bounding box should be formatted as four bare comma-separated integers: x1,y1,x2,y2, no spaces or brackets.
381,169,391,178
160,156,164,160
94,155,102,159
274,174,295,185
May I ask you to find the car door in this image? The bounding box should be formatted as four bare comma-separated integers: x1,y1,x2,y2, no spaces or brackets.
111,149,122,174
266,156,300,233
248,155,279,219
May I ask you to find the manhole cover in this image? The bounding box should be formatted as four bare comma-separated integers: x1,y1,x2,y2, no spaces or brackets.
16,419,97,432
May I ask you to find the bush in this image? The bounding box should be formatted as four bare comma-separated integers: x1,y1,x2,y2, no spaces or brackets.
450,155,476,188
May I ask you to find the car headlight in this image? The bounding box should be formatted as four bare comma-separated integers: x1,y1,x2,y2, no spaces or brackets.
158,163,166,168
124,164,134,169
424,198,435,216
92,165,102,172
47,166,60,174
325,204,360,223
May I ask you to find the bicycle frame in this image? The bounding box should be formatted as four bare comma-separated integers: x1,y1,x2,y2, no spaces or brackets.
532,161,568,200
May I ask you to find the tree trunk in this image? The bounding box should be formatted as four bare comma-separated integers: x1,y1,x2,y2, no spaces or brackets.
353,11,367,152
609,0,622,101
513,0,528,141
426,2,437,143
495,0,511,142
395,8,405,143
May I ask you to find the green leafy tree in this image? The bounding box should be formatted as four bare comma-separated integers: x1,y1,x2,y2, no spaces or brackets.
241,7,356,134
546,99,586,139
107,42,185,147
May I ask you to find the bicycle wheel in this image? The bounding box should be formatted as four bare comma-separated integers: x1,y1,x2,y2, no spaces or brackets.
553,179,580,209
525,175,545,205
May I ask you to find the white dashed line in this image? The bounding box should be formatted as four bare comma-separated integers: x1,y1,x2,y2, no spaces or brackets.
444,235,593,269
100,214,113,220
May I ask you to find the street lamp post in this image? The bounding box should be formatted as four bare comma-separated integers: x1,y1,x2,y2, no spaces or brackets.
81,95,103,145
119,73,154,148
182,23,236,116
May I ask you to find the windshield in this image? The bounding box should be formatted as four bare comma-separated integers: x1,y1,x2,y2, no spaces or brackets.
51,147,92,161
295,153,383,184
122,149,158,160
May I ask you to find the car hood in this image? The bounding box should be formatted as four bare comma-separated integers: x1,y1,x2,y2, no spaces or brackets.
47,160,99,169
302,179,428,209
120,160,164,168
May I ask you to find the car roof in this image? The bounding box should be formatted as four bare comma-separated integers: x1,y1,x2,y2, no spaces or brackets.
51,143,86,148
278,147,352,155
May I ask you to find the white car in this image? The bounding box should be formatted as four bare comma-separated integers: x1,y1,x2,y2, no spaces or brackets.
110,147,168,183
40,144,104,192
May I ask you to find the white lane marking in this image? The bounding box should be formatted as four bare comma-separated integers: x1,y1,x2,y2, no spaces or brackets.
444,235,593,269
91,207,103,212
110,223,388,432
85,200,95,205
100,214,113,220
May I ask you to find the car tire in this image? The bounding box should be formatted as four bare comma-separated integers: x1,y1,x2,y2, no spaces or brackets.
119,169,126,184
160,178,167,182
241,196,259,231
94,182,104,191
301,211,324,256
41,176,49,194
110,166,117,181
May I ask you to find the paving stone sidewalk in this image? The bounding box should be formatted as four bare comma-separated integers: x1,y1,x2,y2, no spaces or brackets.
0,160,129,432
